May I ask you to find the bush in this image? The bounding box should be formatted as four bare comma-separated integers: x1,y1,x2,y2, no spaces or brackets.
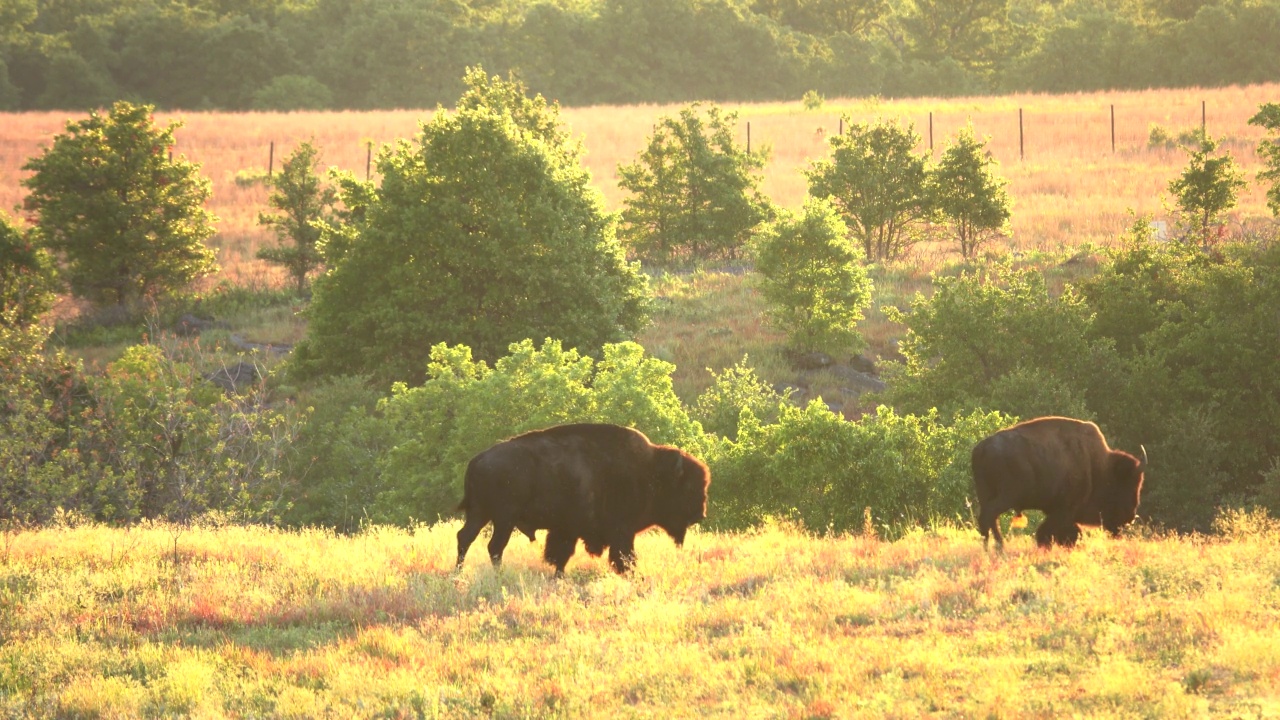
709,403,1011,536
751,197,874,356
0,212,58,328
693,356,789,440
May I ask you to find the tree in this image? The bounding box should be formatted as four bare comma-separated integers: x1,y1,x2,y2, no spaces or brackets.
21,101,218,307
930,126,1011,259
751,198,873,356
1167,135,1246,248
806,118,932,262
256,140,336,295
291,68,650,385
1248,102,1280,217
618,103,772,266
0,211,57,328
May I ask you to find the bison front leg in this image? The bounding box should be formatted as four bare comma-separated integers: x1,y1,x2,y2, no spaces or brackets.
543,530,577,577
1035,516,1080,548
608,535,637,574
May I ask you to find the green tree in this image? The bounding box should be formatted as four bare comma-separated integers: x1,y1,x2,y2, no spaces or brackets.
806,118,932,262
618,103,772,266
21,101,218,307
292,69,650,385
1248,102,1280,217
1168,135,1246,248
0,211,57,328
752,198,874,356
882,260,1097,421
256,140,336,295
930,126,1011,259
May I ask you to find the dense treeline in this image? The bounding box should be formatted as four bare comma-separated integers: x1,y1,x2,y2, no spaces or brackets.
2,0,1280,111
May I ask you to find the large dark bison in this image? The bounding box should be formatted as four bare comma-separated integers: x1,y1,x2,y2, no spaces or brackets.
972,416,1146,549
455,423,710,575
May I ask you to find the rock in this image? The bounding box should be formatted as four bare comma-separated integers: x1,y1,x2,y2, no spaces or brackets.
792,351,833,370
175,313,216,336
847,354,878,375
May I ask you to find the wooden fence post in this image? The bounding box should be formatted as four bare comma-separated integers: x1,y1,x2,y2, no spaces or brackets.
1110,105,1115,153
1019,108,1024,160
268,141,274,178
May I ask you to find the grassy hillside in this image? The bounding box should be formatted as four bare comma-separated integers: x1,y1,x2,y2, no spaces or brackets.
3,518,1278,718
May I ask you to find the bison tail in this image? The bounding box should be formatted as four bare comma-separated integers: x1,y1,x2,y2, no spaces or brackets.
457,495,469,513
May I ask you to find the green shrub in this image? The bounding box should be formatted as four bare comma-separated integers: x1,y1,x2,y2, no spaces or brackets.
693,356,789,440
709,402,1011,536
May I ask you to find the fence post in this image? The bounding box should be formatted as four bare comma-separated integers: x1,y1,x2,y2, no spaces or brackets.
1110,105,1115,153
747,122,751,154
929,112,933,153
1019,108,1024,161
268,141,274,178
1202,100,1206,136
839,117,843,136
366,141,372,181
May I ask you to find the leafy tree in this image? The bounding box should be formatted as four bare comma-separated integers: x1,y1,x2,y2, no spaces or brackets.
21,101,218,307
256,140,336,294
806,118,932,262
618,103,772,266
882,259,1097,421
930,125,1011,259
1168,135,1246,248
292,69,650,385
752,197,873,355
1248,102,1280,217
0,212,57,328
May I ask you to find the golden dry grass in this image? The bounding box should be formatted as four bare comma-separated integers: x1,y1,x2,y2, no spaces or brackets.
2,517,1278,718
2,83,1276,282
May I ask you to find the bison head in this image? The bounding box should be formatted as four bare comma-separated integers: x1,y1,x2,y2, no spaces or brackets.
1101,445,1146,536
652,449,710,546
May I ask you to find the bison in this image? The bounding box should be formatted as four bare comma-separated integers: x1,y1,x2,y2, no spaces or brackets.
971,416,1146,549
455,423,710,575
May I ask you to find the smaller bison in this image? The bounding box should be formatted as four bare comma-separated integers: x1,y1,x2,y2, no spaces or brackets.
456,423,710,575
972,416,1146,549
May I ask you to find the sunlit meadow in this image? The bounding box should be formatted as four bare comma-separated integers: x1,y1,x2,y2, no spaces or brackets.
2,516,1278,718
1,83,1276,283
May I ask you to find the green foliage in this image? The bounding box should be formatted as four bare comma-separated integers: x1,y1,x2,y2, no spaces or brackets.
882,259,1096,421
710,403,1012,535
250,74,333,111
0,212,57,328
20,101,218,307
255,141,336,294
1248,102,1280,217
292,69,650,385
292,338,708,529
0,325,299,524
692,356,789,440
1167,135,1247,247
617,103,772,266
929,126,1011,259
801,89,823,110
806,118,931,261
751,198,874,355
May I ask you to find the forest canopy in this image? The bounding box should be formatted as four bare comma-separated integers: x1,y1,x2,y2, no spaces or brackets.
1,0,1278,111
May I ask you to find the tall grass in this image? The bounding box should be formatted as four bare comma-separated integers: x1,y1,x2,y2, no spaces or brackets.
2,83,1275,282
2,517,1278,717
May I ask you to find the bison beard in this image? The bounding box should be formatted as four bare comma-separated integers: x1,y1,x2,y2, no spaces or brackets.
455,424,710,575
972,416,1146,550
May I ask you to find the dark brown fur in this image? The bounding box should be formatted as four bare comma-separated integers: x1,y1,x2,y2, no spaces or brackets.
455,423,710,575
972,416,1145,549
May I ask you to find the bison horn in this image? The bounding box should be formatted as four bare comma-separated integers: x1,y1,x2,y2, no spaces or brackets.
1139,444,1148,470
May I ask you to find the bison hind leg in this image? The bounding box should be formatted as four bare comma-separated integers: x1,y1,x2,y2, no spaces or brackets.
456,514,489,570
487,520,517,567
977,503,1006,551
1035,517,1081,548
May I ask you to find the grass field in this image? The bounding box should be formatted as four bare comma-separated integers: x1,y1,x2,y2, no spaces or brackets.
2,83,1276,284
2,517,1278,718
